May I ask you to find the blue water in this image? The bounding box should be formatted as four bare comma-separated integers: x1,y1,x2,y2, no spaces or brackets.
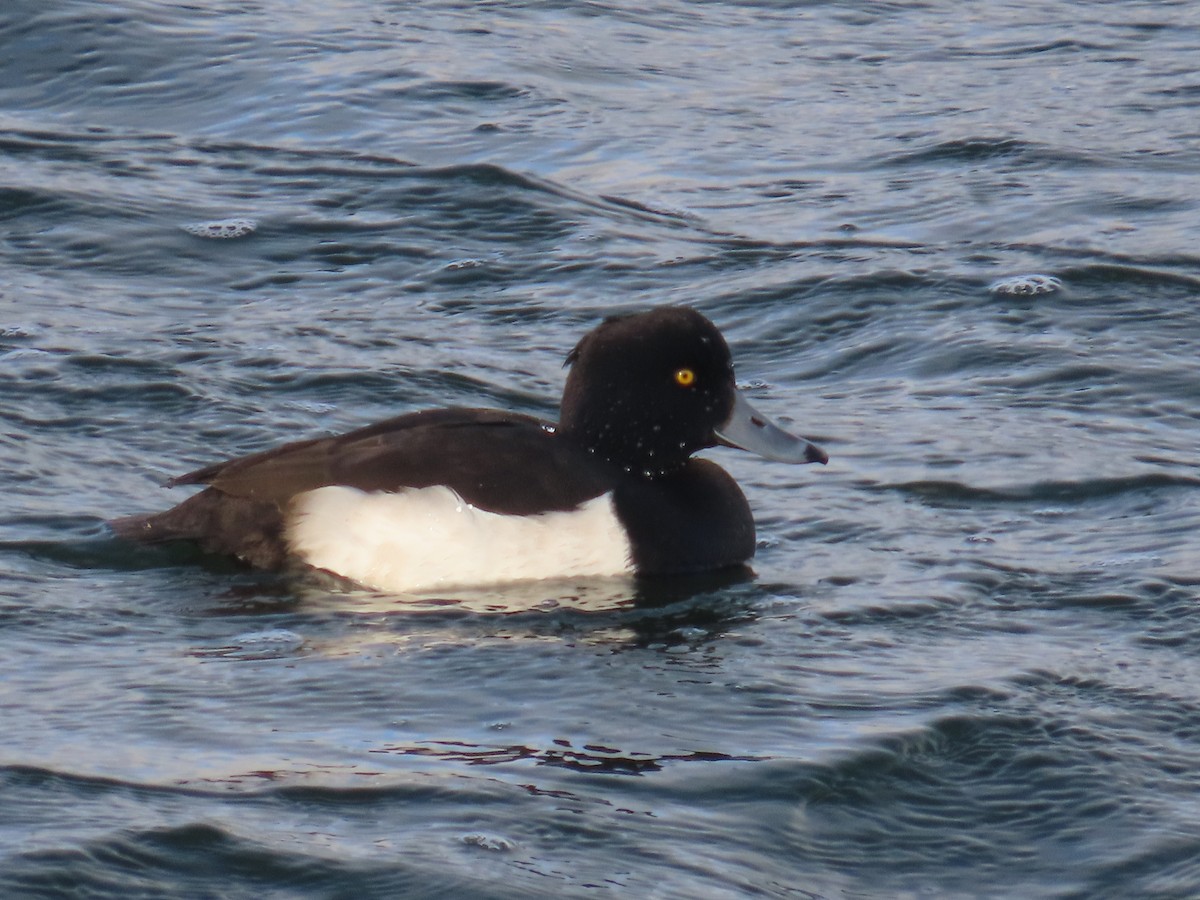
3,1,1200,897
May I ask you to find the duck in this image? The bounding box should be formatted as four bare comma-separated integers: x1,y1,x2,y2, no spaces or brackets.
111,306,827,592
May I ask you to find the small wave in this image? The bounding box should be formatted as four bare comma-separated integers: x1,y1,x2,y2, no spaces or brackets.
879,137,1101,169
988,273,1063,296
0,126,140,162
189,628,306,660
598,192,702,226
782,707,1165,895
956,38,1107,59
180,218,257,239
1057,261,1200,289
0,186,70,219
372,737,761,775
462,832,519,852
0,820,422,898
884,472,1200,505
388,79,528,103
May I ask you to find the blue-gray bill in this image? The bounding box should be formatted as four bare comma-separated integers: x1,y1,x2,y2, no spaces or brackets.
715,391,828,465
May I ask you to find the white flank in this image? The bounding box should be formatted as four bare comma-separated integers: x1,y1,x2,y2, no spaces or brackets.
285,485,634,593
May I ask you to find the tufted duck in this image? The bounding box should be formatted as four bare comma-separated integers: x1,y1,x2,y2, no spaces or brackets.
111,306,827,591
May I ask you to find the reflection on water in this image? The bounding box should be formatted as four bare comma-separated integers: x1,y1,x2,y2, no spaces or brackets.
182,565,762,661
296,566,755,615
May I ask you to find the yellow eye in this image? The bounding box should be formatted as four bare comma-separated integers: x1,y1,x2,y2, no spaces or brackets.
674,367,696,387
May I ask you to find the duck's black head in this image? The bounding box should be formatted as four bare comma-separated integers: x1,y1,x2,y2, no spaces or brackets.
558,306,826,476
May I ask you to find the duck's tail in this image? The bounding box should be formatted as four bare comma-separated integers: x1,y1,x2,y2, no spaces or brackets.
110,488,289,570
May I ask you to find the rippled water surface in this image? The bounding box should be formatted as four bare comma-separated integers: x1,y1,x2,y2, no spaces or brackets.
3,1,1200,897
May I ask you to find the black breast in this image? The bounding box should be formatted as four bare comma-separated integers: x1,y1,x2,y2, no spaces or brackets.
612,459,755,575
